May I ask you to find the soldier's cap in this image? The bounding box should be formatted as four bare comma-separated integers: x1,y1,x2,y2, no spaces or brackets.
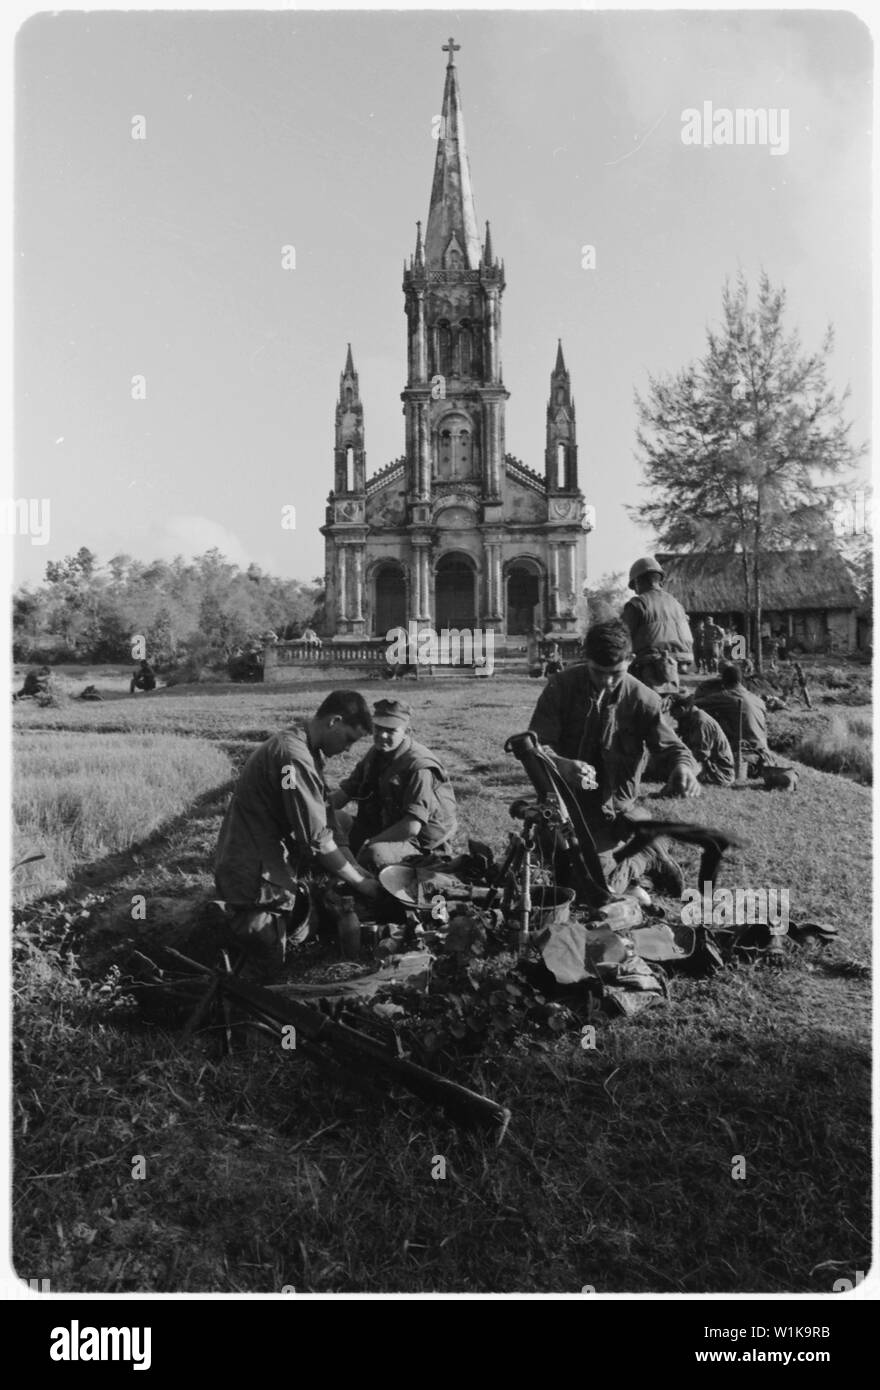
372,698,412,728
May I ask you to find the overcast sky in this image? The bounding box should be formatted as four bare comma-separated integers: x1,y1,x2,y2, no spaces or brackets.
13,7,872,590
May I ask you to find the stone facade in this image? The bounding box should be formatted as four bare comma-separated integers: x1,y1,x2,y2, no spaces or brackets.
321,41,593,643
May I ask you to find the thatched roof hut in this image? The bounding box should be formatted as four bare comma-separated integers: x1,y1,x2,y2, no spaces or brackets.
657,551,859,612
657,550,862,654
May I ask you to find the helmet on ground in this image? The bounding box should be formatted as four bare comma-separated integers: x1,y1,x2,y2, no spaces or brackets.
628,555,664,590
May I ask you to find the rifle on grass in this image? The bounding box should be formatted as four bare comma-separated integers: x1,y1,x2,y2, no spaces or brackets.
160,947,511,1139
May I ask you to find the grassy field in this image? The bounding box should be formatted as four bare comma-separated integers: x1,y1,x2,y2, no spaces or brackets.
13,731,234,902
11,671,872,1294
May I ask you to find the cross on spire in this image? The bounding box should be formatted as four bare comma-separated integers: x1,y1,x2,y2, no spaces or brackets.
442,37,460,66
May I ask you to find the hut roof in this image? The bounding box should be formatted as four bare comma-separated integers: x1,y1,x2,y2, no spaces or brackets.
656,551,859,612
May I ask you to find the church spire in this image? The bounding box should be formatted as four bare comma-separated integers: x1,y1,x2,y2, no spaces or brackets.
424,38,482,272
335,345,365,494
545,341,577,491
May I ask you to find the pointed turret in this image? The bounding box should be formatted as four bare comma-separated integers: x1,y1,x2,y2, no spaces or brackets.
424,39,482,272
414,220,424,269
335,345,366,494
483,220,495,268
545,340,577,491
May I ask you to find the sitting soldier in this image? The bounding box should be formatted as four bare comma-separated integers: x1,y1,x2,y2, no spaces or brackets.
529,619,700,897
329,698,457,872
695,661,773,772
14,666,51,701
668,694,735,786
130,659,157,693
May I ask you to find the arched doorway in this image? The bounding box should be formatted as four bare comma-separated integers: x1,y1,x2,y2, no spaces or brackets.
373,563,406,636
435,553,476,629
506,561,541,635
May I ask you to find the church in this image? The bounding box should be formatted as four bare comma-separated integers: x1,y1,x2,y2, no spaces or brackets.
320,40,593,645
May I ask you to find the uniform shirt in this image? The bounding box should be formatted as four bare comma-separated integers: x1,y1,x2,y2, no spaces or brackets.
214,724,336,905
694,684,769,754
622,588,693,660
679,708,735,786
529,666,697,829
339,736,457,851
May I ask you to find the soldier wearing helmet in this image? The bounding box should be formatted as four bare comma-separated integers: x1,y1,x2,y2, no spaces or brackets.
622,556,693,695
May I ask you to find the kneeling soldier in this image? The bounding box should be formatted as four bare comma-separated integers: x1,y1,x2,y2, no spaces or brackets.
214,690,380,953
329,699,457,872
668,694,735,787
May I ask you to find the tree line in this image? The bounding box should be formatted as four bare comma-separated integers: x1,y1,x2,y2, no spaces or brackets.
13,548,324,667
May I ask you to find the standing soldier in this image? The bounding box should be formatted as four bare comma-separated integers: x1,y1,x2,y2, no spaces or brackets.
693,617,708,674
702,615,724,674
622,556,693,694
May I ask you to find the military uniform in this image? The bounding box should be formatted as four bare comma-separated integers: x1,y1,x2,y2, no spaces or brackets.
215,723,336,909
676,707,735,786
701,622,724,673
622,588,693,693
338,736,457,867
530,666,697,893
694,683,771,764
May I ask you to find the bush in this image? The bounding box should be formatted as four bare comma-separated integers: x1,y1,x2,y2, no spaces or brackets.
164,663,224,687
794,712,872,784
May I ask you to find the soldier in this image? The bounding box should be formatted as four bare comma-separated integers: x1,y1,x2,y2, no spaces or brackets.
529,619,700,896
668,694,735,786
214,690,381,953
702,614,725,674
622,556,693,694
329,698,457,871
693,617,708,674
130,659,157,693
694,662,773,773
13,666,51,701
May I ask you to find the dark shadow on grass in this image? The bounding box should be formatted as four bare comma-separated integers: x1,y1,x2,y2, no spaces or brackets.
24,778,237,908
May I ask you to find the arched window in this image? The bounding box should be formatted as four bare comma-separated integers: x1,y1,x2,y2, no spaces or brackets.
346,446,355,492
437,321,452,376
457,430,471,478
436,419,473,481
438,429,453,480
459,324,472,376
557,442,566,483
345,387,353,406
